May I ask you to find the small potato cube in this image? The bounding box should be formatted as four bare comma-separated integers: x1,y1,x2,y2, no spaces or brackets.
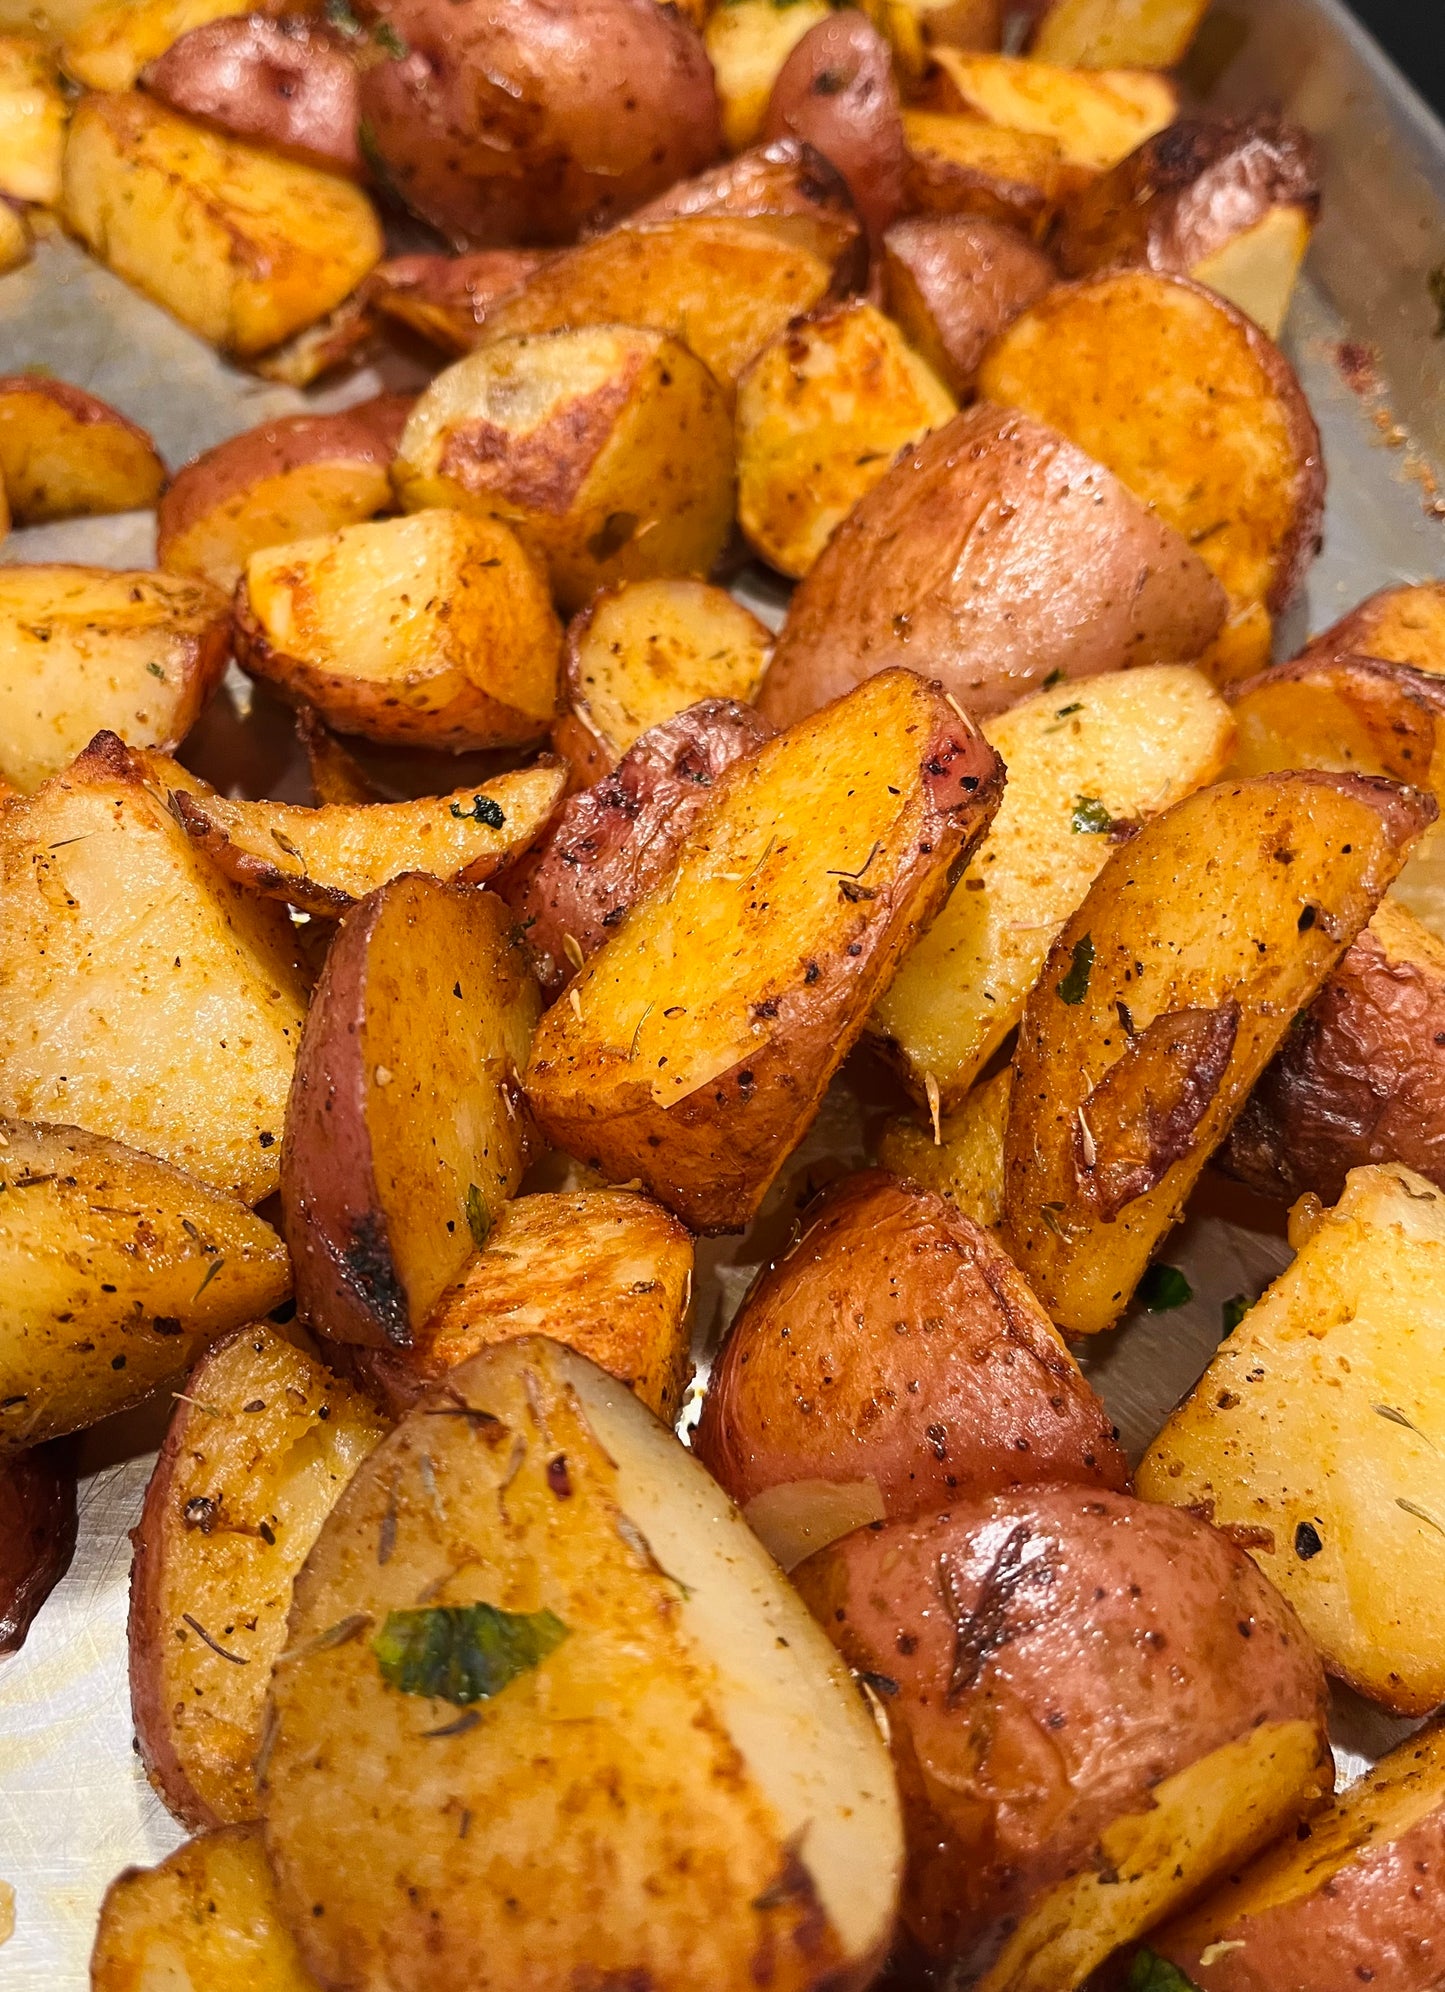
0,374,166,525
0,35,67,203
876,1064,1011,1232
1029,0,1211,68
924,48,1176,171
704,0,832,153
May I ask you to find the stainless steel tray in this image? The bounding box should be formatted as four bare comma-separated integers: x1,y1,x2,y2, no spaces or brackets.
3,2,1444,1980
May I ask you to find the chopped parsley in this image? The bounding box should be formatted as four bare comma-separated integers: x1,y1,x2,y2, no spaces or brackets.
465,1183,491,1250
1129,1952,1203,1992
1139,1264,1193,1313
1221,1293,1253,1334
373,1602,568,1705
450,794,506,829
1070,795,1111,834
1057,933,1094,1005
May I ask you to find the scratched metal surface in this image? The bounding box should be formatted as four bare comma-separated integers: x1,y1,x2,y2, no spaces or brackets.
2,0,1445,1982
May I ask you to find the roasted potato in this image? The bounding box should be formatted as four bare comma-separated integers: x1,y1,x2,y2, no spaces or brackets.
0,34,66,202
881,0,1002,73
357,0,722,247
297,707,379,807
976,270,1326,681
92,1825,317,1992
1143,1720,1445,1992
1028,0,1210,67
622,136,862,279
0,373,165,524
757,403,1226,729
346,1189,694,1422
793,1488,1332,1992
369,249,545,355
60,0,313,91
705,0,832,154
736,300,955,579
694,1169,1126,1568
61,91,383,357
156,395,412,597
902,110,1074,234
499,700,775,995
0,733,309,1202
0,1118,290,1452
1003,773,1435,1335
760,11,906,250
923,47,1176,172
877,1064,1011,1232
0,563,229,793
1140,1162,1445,1715
0,1440,76,1652
552,578,772,787
283,874,540,1349
235,509,562,752
0,194,29,275
881,214,1055,397
261,1336,903,1992
129,1322,387,1828
524,669,1004,1232
143,14,363,175
392,326,735,615
870,665,1235,1109
1227,650,1445,803
1297,577,1445,676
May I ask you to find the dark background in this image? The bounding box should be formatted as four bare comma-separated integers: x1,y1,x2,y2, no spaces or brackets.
1347,1,1442,116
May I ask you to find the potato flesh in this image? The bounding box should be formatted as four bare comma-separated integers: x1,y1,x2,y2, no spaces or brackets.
902,111,1070,224
0,35,67,202
704,0,832,153
0,1119,290,1452
0,379,165,525
877,1065,1011,1232
872,665,1234,1107
925,48,1175,169
1139,1163,1445,1714
1192,203,1313,341
61,0,299,90
1029,0,1210,67
161,460,395,597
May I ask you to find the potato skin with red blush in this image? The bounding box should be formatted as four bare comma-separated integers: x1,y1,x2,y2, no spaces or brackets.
0,1441,76,1653
143,17,363,175
761,11,906,249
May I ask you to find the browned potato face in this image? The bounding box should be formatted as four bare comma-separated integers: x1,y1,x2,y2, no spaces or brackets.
0,1441,76,1653
553,578,772,788
793,1489,1333,1991
923,47,1177,172
0,374,164,524
369,249,545,354
1227,651,1445,806
693,1170,1126,1568
704,0,832,156
0,36,67,204
903,110,1073,235
622,135,863,283
297,706,381,806
760,11,906,250
757,403,1226,729
498,700,774,996
156,394,412,597
1298,578,1445,675
143,15,362,174
283,874,540,1349
877,1065,1011,1233
1028,0,1210,67
129,1323,386,1828
356,0,722,247
881,214,1055,396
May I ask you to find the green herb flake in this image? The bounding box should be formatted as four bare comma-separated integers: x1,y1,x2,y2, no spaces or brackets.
373,20,410,57
450,794,506,829
325,0,363,33
1057,933,1094,1005
372,1602,568,1705
1221,1293,1253,1334
1128,1950,1203,1992
1042,667,1066,689
145,660,167,681
1430,263,1445,339
1070,795,1111,834
1139,1264,1193,1313
465,1184,491,1251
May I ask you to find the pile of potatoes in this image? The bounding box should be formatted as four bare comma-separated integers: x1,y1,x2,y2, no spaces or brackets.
4,2,1445,1989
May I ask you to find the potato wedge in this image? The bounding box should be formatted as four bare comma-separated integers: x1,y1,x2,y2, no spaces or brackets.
499,700,775,995
760,12,906,250
0,373,165,524
0,1440,76,1651
0,563,229,793
262,1336,903,1992
369,249,545,355
347,1189,694,1422
877,1064,1011,1232
284,875,540,1349
923,48,1176,171
870,666,1235,1109
1003,773,1435,1335
757,403,1226,728
525,669,1004,1231
1297,578,1445,675
0,1118,290,1452
0,194,30,275
0,734,309,1203
553,578,771,787
130,1322,386,1828
1227,650,1445,804
392,326,735,616
1028,0,1210,67
793,1488,1331,1992
1139,1162,1445,1715
881,214,1055,397
903,110,1074,234
705,0,832,153
61,91,383,357
0,34,66,202
235,509,562,753
737,300,955,579
143,14,362,175
694,1169,1126,1567
92,1825,318,1992
157,395,412,597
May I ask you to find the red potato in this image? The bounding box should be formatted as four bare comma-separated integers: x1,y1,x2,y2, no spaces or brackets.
881,214,1055,396
0,373,165,524
761,11,907,251
623,135,862,257
142,15,363,175
369,249,545,353
0,1441,76,1654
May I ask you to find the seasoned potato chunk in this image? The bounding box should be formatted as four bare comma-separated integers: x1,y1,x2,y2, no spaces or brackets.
877,1065,1011,1233
0,34,66,202
1299,578,1445,675
1028,0,1210,67
903,110,1073,234
759,13,907,252
924,47,1176,171
142,13,362,177
0,374,165,525
1227,651,1445,804
880,213,1055,397
369,249,544,355
60,0,304,91
704,0,832,153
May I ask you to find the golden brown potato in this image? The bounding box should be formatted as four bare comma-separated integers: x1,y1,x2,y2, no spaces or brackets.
0,1440,76,1652
61,91,383,357
757,403,1226,729
924,47,1176,171
392,326,735,615
879,0,1001,77
0,373,165,524
1139,1162,1445,1716
876,1065,1011,1233
283,874,540,1350
0,34,66,202
902,110,1075,235
525,670,1003,1231
793,1488,1332,1992
694,1170,1126,1568
1297,578,1445,676
235,509,562,752
705,0,832,154
736,301,954,579
129,1323,387,1828
61,0,313,91
0,732,310,1204
247,287,380,390
261,1336,903,1992
0,564,229,793
552,578,771,787
296,706,380,807
1028,0,1210,66
0,1118,290,1453
368,249,545,354
0,194,30,274
156,395,412,597
760,11,906,250
1226,650,1445,804
870,666,1234,1109
347,1189,694,1423
1003,773,1435,1336
143,14,362,175
881,214,1055,397
621,136,863,287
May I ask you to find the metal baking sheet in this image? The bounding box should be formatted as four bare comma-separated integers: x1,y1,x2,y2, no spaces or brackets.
3,0,1445,1980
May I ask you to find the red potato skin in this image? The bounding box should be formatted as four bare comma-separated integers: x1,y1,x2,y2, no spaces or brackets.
793,1489,1332,1975
0,1441,78,1654
761,13,907,254
757,403,1227,728
369,250,547,350
693,1171,1127,1513
881,214,1055,396
356,0,723,248
143,16,364,175
495,699,776,996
